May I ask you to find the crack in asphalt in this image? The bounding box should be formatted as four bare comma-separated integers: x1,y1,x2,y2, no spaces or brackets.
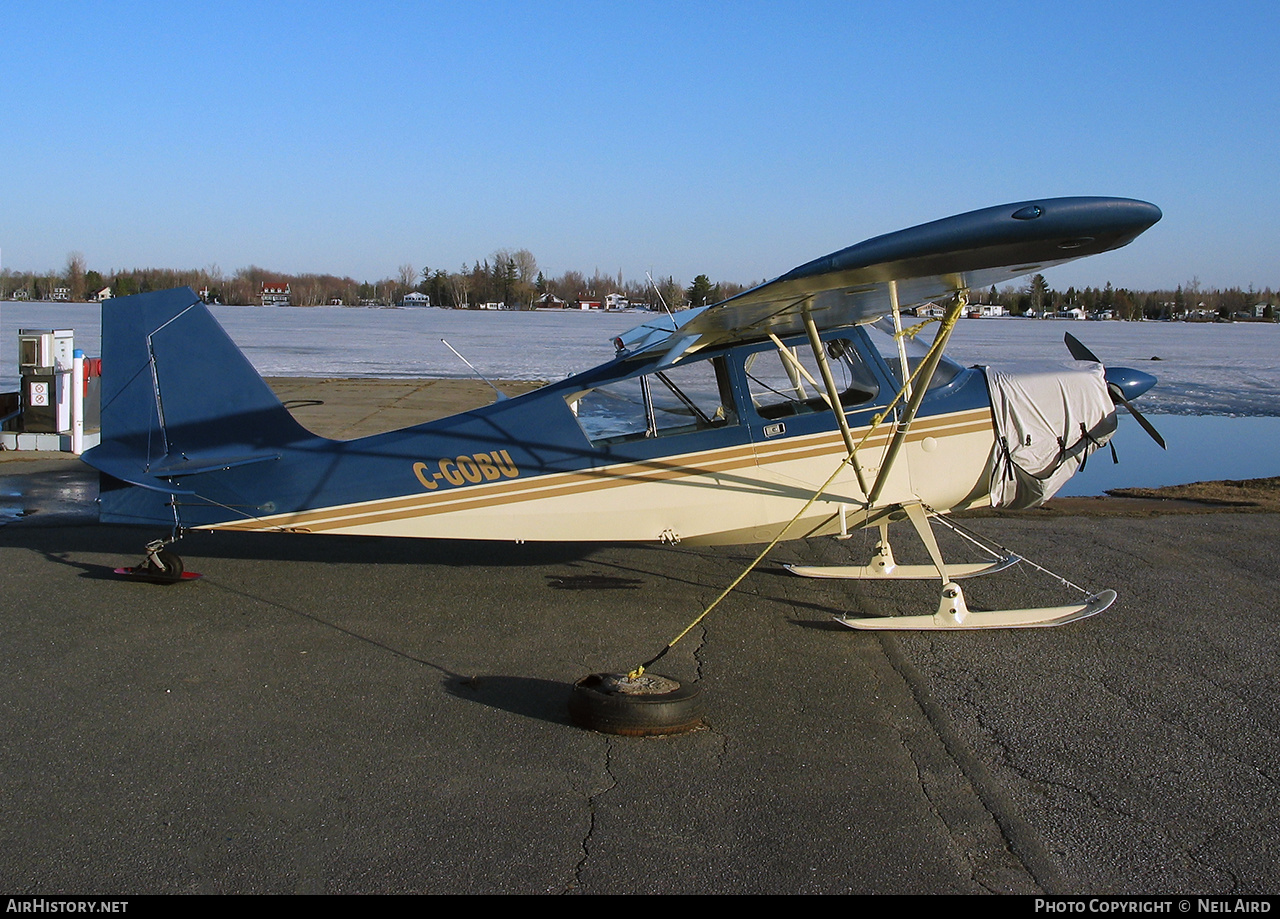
877,631,1057,893
564,742,617,895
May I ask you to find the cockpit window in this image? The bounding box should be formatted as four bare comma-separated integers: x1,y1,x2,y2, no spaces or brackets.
865,316,964,391
565,356,738,445
744,337,880,420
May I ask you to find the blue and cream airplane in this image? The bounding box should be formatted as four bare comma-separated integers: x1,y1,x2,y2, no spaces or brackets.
84,196,1162,629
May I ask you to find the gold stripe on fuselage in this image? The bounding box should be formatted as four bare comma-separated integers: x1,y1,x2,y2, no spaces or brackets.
204,408,993,534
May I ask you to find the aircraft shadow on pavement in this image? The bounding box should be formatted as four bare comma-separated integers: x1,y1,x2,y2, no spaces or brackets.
3,519,612,571
8,519,901,632
442,674,576,726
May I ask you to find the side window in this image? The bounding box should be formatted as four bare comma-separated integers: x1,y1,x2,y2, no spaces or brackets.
565,357,738,445
744,337,880,420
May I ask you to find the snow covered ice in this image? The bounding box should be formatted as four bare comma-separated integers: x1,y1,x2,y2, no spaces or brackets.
7,303,1278,417
3,302,1279,494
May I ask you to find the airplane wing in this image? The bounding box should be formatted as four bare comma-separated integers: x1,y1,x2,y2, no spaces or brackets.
616,197,1161,365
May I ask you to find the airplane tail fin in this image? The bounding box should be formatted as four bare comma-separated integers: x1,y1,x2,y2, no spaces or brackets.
84,288,313,520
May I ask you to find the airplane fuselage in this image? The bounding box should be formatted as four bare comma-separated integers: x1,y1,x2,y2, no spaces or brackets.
95,321,997,544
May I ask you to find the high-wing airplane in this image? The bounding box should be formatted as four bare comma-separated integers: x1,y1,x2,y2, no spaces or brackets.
83,196,1162,630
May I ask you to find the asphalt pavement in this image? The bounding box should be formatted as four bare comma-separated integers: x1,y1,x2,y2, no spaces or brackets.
1,399,1277,894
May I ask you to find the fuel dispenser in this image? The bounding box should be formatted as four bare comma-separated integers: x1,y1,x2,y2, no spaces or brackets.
18,329,75,433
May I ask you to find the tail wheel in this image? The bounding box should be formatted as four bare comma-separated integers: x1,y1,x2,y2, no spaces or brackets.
143,548,185,583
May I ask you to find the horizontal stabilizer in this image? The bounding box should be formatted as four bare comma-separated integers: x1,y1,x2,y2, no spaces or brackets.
147,451,282,478
84,447,199,495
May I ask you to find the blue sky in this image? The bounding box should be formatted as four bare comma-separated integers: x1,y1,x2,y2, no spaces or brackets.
2,1,1276,292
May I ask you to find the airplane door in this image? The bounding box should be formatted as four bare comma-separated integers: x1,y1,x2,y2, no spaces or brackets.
737,333,892,502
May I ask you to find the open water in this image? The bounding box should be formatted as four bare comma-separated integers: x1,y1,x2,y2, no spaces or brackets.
3,301,1278,495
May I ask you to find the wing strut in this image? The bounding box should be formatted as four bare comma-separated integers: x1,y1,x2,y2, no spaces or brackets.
887,281,913,402
867,292,967,505
798,307,870,499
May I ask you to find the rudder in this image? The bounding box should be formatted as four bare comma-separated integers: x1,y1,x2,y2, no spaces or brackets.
84,287,312,519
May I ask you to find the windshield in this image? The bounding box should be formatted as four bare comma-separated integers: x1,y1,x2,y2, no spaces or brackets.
866,316,964,391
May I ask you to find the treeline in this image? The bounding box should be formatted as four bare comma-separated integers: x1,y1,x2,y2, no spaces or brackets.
1,251,1272,320
974,275,1277,320
0,257,370,308
393,249,749,310
0,249,750,310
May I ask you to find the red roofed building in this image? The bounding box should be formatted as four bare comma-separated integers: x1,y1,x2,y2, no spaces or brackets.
261,282,291,306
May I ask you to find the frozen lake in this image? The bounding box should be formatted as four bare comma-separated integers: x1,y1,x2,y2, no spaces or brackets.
3,301,1278,493
0,302,645,392
947,319,1280,418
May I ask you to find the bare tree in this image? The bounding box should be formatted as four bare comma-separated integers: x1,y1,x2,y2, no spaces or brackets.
398,263,418,290
555,270,587,299
511,249,538,284
66,251,86,301
1185,275,1203,311
449,265,471,309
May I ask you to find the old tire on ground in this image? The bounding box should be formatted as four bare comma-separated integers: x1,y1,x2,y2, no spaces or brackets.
568,672,704,736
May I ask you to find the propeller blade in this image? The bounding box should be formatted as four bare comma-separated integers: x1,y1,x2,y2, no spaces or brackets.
1067,332,1164,448
1108,383,1166,450
1064,331,1101,364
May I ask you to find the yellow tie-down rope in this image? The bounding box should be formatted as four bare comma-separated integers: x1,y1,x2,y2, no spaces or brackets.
898,316,939,341
629,294,967,679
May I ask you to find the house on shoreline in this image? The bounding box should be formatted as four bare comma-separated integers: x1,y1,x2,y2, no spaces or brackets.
261,282,291,306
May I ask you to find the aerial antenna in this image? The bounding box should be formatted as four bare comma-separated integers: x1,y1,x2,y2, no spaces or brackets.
440,338,508,401
646,271,679,330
